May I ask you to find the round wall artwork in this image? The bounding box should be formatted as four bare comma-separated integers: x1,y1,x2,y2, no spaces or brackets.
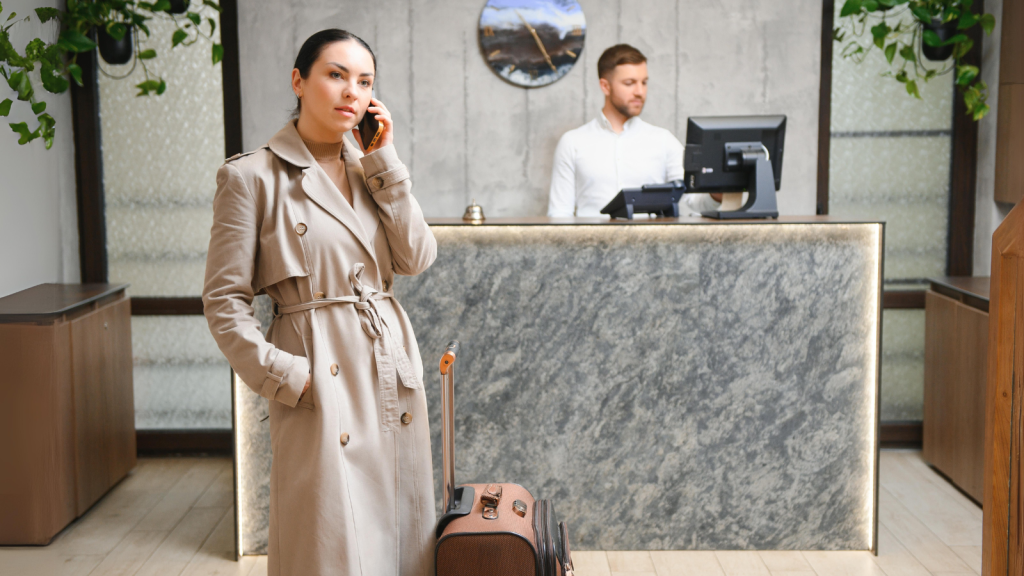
478,0,587,88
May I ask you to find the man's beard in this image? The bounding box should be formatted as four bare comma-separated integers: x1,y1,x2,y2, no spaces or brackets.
612,96,643,119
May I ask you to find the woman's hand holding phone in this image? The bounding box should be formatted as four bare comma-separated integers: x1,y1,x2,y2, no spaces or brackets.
353,97,393,154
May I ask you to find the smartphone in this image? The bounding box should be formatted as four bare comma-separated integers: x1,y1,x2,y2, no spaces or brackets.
357,89,383,152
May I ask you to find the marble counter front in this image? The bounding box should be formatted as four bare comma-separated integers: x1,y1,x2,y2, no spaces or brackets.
233,217,883,555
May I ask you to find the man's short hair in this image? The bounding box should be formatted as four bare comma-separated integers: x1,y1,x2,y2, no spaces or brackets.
597,44,647,80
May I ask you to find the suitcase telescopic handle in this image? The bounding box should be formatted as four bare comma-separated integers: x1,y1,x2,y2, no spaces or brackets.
440,340,460,513
439,340,460,374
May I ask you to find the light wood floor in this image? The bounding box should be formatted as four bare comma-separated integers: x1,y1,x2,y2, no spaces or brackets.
0,450,981,576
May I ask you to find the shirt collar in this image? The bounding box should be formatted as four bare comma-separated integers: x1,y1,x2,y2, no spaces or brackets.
598,110,641,134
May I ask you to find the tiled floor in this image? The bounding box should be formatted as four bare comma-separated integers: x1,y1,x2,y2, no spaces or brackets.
0,450,981,576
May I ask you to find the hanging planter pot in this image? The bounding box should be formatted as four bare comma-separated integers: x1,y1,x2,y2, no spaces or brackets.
97,25,133,65
168,0,189,14
921,18,958,61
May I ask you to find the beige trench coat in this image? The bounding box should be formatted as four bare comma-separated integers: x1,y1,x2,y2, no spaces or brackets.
202,118,438,576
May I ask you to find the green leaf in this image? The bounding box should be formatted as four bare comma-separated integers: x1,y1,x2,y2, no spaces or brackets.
980,13,995,35
923,29,942,47
171,28,187,47
6,11,16,22
156,78,166,94
957,64,979,86
31,100,45,114
899,45,916,62
24,37,45,60
963,86,980,108
0,98,11,116
58,29,96,52
138,48,156,59
135,79,161,96
9,121,38,144
36,111,53,131
8,70,32,100
871,22,890,39
33,7,59,23
953,38,974,58
895,70,908,82
972,102,989,120
863,0,879,11
911,6,932,23
957,11,977,29
106,22,127,41
203,0,222,12
906,79,921,98
925,68,937,80
840,0,863,17
211,42,223,64
940,33,969,46
68,63,83,86
39,58,67,93
207,17,216,35
152,0,171,11
187,12,200,26
885,42,897,64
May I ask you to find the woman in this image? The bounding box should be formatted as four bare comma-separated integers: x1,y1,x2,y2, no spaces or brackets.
202,29,437,576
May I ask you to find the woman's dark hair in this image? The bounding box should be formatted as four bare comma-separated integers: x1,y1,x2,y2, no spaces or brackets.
291,29,376,117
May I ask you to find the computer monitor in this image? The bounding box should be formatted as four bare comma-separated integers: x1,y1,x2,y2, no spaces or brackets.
683,115,786,219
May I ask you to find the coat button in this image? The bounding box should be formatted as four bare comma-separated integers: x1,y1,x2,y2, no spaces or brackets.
374,176,385,188
340,433,350,446
401,412,412,425
314,291,325,299
295,223,307,235
331,363,339,376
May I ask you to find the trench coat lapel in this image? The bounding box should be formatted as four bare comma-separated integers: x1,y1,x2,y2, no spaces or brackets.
342,138,381,243
267,120,377,265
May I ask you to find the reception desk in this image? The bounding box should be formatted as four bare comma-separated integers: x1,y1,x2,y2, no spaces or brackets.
233,217,883,555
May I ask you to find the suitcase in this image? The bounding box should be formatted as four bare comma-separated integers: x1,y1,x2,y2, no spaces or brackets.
434,341,575,576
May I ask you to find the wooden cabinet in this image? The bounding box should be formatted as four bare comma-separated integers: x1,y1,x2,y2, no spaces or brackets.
923,278,989,503
0,284,135,544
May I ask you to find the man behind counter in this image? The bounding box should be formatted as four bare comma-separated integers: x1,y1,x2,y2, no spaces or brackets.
547,44,722,217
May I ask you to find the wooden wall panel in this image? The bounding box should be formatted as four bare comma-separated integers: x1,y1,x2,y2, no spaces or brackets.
983,201,1024,576
993,0,1024,205
994,83,1023,204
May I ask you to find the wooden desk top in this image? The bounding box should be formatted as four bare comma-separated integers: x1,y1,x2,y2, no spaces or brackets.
426,216,883,226
0,283,130,322
929,276,990,302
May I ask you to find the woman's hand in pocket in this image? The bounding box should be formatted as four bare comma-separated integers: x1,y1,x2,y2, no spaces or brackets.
300,374,311,400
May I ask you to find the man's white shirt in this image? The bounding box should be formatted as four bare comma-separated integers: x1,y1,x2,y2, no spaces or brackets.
547,112,720,217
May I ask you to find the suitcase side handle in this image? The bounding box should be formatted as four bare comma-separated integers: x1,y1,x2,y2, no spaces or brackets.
440,340,460,375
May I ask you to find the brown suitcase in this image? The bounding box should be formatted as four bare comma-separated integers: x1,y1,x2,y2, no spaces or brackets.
434,341,574,576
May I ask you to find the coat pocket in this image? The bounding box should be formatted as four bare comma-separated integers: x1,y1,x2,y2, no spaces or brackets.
291,313,316,411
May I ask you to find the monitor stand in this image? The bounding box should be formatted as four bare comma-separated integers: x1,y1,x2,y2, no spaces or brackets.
701,144,779,219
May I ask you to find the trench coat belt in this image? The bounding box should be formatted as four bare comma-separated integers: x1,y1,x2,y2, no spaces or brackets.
272,263,422,431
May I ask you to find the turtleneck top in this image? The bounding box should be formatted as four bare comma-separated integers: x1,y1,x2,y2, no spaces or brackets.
300,136,353,207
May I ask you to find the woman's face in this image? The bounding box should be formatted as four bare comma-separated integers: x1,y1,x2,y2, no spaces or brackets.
292,39,375,135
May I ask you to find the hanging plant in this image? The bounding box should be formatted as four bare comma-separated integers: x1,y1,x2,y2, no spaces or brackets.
0,0,223,149
833,0,996,120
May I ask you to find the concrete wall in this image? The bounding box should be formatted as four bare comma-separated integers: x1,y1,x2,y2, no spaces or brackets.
237,0,823,218
973,0,1013,276
0,0,79,298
